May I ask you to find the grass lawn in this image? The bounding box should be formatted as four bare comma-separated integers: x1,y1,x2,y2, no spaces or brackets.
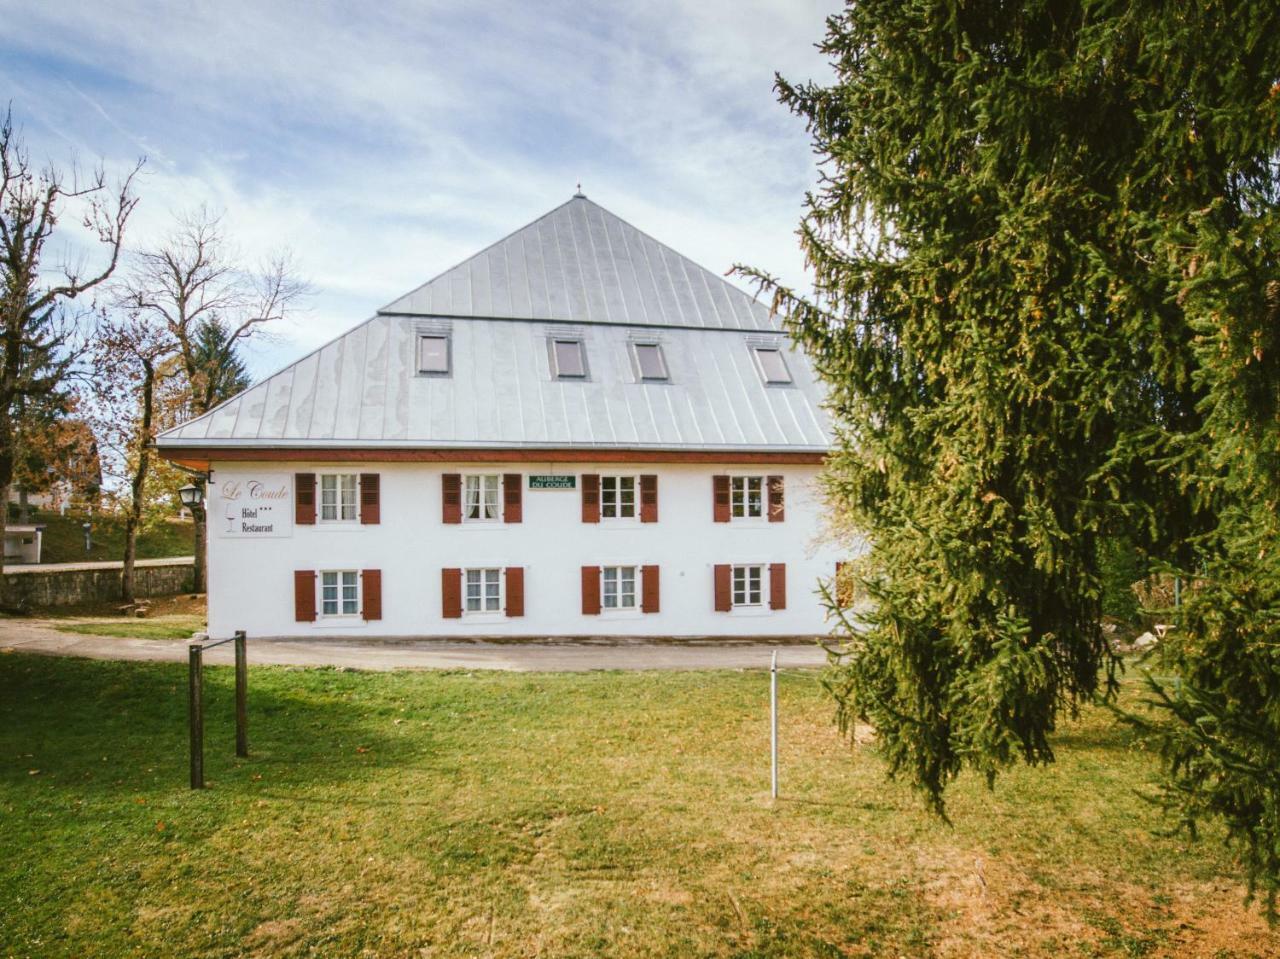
31,595,208,642
1,654,1274,958
20,508,194,565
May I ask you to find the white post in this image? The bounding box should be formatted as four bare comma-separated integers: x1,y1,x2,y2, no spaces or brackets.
770,649,779,800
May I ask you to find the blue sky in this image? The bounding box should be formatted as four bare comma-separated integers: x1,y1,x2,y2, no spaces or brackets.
3,0,839,378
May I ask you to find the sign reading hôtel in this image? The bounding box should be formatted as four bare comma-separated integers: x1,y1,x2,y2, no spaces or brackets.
214,474,293,537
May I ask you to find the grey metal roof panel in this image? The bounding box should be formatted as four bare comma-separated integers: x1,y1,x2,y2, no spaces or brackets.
380,195,779,331
158,196,832,453
159,315,832,451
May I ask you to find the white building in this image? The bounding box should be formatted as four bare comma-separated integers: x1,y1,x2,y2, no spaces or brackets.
157,194,840,639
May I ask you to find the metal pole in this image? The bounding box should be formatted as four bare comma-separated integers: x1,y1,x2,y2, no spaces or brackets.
770,649,778,800
234,631,248,759
188,643,204,789
1174,576,1181,612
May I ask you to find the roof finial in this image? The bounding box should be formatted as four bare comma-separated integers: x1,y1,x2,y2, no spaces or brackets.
574,180,585,198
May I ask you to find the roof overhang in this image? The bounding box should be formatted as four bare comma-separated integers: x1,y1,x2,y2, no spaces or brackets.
156,443,828,471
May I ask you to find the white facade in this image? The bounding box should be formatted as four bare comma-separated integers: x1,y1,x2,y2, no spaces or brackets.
206,461,841,639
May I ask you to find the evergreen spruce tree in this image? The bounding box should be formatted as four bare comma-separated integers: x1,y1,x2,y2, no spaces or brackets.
748,0,1280,915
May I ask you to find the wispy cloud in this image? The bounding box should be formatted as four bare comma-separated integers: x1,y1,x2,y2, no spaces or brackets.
0,0,838,375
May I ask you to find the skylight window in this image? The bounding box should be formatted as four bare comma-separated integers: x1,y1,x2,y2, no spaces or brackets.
551,338,587,379
418,334,450,375
753,346,792,385
633,342,668,381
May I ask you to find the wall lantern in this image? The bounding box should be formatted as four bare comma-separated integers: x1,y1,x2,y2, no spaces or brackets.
178,484,203,510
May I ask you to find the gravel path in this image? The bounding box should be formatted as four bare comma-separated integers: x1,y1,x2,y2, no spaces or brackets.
0,619,831,672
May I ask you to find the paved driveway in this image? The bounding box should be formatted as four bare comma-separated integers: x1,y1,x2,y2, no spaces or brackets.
0,619,832,672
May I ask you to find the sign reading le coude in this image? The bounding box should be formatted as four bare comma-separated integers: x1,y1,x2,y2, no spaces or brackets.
528,474,576,490
215,474,294,537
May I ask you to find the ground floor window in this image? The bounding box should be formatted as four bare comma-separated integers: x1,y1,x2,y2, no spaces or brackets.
465,567,502,612
320,570,360,616
732,565,763,607
601,565,637,609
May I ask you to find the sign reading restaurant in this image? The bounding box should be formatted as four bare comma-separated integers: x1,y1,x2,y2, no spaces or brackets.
214,474,293,537
528,474,576,490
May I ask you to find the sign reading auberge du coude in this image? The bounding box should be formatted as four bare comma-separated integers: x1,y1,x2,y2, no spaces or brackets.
214,474,293,537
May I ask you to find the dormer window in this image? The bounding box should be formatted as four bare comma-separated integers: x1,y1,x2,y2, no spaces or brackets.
753,346,792,385
632,342,668,382
418,334,450,375
551,338,587,379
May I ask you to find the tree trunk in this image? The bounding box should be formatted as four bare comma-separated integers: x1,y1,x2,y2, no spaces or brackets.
0,415,13,583
192,476,207,593
121,361,155,604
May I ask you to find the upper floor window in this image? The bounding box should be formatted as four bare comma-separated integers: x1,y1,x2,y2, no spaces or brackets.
732,564,763,607
320,569,360,617
753,346,792,385
551,338,587,379
602,565,637,610
632,342,668,382
418,334,450,375
601,475,636,519
465,567,502,613
464,474,501,522
731,476,764,519
320,473,358,522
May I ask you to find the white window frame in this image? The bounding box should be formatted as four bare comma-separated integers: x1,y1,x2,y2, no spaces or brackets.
730,475,765,521
318,569,361,619
417,333,451,376
462,474,502,523
319,473,359,523
549,337,588,380
600,475,638,521
731,564,764,608
601,565,639,611
752,346,793,385
463,567,504,615
631,342,669,382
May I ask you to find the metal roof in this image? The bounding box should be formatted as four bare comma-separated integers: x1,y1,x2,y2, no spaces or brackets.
158,195,831,454
381,194,779,330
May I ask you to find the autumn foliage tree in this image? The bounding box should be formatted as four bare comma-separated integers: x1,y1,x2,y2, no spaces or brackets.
747,0,1280,917
0,106,140,577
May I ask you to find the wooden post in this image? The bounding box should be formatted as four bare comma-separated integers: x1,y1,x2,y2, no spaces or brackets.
770,649,779,800
188,643,204,789
234,630,248,758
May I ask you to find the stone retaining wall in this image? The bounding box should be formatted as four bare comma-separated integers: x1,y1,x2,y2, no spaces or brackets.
2,561,193,608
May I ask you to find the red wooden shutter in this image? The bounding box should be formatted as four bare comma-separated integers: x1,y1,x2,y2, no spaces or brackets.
294,570,316,621
442,474,462,524
505,566,524,617
712,475,730,523
767,475,784,523
641,564,660,613
581,474,600,523
770,563,787,610
441,568,462,618
503,473,523,523
581,565,601,614
640,474,658,523
295,473,316,525
362,569,382,620
360,473,381,524
713,564,731,611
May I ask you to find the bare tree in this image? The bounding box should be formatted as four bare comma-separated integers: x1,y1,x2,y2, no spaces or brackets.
120,208,307,591
0,106,141,579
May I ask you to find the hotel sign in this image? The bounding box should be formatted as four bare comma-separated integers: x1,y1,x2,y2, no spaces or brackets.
214,474,293,537
528,474,576,490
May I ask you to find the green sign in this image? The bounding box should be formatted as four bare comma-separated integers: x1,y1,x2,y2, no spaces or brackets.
528,474,576,490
